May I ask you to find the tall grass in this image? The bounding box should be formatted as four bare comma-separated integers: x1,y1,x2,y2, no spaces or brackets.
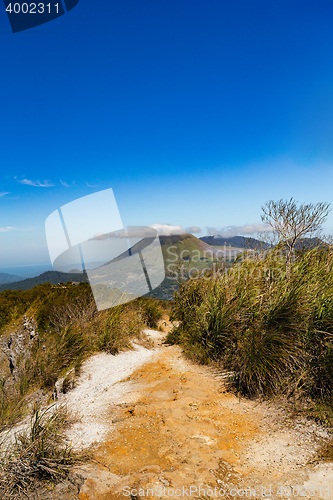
138,298,163,328
15,298,148,400
0,286,165,431
168,246,333,399
0,404,87,498
0,286,168,495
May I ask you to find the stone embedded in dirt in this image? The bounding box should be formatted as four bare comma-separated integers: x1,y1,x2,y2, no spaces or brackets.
53,367,76,400
158,476,170,486
25,388,49,410
191,434,217,444
112,416,125,423
187,454,201,465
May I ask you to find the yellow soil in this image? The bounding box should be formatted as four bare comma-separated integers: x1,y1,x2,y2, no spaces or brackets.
78,342,262,499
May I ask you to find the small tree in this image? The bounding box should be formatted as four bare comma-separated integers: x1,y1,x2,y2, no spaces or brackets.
261,198,331,276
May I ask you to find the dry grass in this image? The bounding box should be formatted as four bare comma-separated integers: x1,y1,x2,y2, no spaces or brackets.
0,291,166,434
168,246,333,399
0,286,169,497
0,404,88,499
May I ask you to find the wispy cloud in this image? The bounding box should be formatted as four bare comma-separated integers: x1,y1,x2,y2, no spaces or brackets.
185,226,201,234
85,182,98,188
206,223,274,238
0,226,34,233
0,192,9,197
149,223,187,235
18,179,54,187
149,223,203,236
60,180,72,188
89,223,193,241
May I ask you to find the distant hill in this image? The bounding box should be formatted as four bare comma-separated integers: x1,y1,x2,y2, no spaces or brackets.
200,235,270,249
0,273,23,286
293,237,328,251
86,234,220,301
160,234,220,261
0,235,213,296
105,233,219,265
1,235,328,296
200,235,332,252
200,235,329,252
0,270,89,292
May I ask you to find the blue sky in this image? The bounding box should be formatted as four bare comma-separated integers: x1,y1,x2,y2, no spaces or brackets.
2,0,333,269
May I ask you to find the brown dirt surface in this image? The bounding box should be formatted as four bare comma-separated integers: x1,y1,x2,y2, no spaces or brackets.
64,328,333,500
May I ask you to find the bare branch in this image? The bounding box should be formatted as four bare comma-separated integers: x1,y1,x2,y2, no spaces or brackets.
261,197,331,276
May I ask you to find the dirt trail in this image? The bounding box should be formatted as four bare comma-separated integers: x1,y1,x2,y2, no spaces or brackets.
66,329,333,500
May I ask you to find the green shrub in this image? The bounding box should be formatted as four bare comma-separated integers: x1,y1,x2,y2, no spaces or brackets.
0,285,146,431
96,306,129,354
139,298,163,328
168,246,333,398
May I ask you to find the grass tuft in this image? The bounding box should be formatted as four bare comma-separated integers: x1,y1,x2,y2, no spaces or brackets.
0,404,88,498
168,246,333,399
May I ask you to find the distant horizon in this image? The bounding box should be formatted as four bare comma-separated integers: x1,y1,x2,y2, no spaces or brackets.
0,232,328,280
0,232,246,277
0,263,53,278
0,232,256,271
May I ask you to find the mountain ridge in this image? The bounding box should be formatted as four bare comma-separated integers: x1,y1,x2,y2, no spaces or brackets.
0,270,89,292
0,235,327,294
200,235,270,249
0,273,24,286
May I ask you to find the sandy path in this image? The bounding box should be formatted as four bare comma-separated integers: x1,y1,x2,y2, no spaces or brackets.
55,329,333,500
62,341,159,449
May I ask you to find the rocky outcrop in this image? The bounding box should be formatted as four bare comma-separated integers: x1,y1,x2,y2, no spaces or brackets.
0,315,38,398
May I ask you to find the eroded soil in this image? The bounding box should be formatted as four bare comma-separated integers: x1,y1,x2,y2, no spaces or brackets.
71,330,333,500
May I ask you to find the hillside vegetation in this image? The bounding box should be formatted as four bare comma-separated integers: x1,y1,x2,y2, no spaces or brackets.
0,270,89,292
0,281,169,498
0,282,166,431
0,273,23,286
167,244,333,423
200,235,268,249
0,234,219,297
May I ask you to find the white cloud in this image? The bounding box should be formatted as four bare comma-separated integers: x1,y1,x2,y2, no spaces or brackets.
0,226,34,233
149,223,186,236
60,180,72,188
206,223,274,237
185,226,201,234
88,224,201,240
149,223,202,235
0,192,9,197
19,179,54,187
150,223,202,236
